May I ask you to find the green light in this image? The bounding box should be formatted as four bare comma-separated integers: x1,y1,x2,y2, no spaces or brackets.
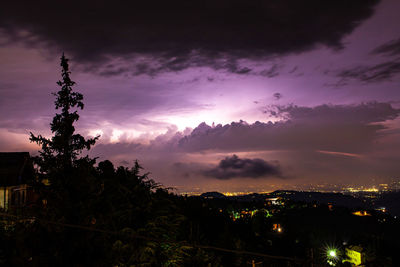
328,249,337,258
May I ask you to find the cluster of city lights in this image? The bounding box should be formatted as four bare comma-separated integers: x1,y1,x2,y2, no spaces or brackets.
344,187,379,193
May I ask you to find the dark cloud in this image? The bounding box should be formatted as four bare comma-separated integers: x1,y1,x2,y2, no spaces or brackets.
273,92,283,100
371,38,400,56
288,66,298,74
260,64,280,77
337,61,400,83
0,0,379,75
202,154,281,180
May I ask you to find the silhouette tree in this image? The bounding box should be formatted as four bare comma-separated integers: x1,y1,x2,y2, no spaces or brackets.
30,53,99,177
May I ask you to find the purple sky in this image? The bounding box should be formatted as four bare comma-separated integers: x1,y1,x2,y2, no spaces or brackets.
1,0,400,192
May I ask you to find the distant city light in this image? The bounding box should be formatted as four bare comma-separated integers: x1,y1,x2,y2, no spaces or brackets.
352,210,371,217
272,223,283,233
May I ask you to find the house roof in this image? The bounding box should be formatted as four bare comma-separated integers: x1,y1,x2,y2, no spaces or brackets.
0,152,34,186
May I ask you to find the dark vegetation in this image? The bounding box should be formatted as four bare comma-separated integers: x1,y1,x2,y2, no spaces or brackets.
0,55,399,266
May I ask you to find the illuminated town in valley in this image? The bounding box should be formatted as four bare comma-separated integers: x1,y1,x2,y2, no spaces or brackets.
178,180,400,196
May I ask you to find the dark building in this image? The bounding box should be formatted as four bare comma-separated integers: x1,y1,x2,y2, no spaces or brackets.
0,152,35,210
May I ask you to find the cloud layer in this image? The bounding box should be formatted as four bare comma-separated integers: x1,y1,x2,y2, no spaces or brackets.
90,102,400,158
84,101,400,188
177,102,399,153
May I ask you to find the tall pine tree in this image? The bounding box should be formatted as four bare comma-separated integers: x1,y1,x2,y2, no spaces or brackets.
30,53,99,180
29,54,100,223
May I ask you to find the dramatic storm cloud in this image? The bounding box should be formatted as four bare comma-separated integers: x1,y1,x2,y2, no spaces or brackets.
0,0,379,75
86,101,400,190
203,155,281,180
